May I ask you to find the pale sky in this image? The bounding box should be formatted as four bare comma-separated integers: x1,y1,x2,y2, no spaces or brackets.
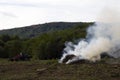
0,0,119,30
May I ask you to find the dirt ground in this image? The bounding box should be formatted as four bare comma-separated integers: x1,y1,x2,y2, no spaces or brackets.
0,59,120,80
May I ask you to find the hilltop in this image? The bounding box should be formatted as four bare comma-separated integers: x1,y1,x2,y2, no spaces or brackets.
0,22,88,38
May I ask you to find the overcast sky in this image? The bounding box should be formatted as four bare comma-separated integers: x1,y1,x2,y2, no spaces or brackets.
0,0,119,30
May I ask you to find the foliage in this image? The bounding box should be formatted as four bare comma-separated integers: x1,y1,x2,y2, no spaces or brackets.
0,22,94,59
4,40,23,58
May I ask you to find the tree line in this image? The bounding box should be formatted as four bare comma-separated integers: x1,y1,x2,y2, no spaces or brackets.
0,23,93,60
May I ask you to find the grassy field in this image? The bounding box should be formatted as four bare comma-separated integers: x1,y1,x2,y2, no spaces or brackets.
0,59,120,80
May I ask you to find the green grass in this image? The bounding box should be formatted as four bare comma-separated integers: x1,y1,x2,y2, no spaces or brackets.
0,59,120,80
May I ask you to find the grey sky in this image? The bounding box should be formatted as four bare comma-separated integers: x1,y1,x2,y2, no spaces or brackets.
0,0,119,30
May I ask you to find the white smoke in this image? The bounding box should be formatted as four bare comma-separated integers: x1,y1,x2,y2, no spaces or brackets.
59,8,120,64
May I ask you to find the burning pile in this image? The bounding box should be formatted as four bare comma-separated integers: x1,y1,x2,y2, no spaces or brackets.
59,9,120,64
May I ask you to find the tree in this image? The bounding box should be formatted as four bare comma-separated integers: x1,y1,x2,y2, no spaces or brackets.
0,35,11,42
4,40,23,58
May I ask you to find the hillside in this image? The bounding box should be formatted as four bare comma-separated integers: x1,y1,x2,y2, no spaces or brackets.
0,22,93,59
0,22,88,38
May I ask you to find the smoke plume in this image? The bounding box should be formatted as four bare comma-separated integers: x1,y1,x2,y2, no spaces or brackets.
59,8,120,64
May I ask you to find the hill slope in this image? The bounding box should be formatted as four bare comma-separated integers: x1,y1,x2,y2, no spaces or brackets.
0,22,88,38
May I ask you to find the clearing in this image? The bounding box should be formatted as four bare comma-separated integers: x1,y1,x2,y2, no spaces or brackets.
0,59,120,80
